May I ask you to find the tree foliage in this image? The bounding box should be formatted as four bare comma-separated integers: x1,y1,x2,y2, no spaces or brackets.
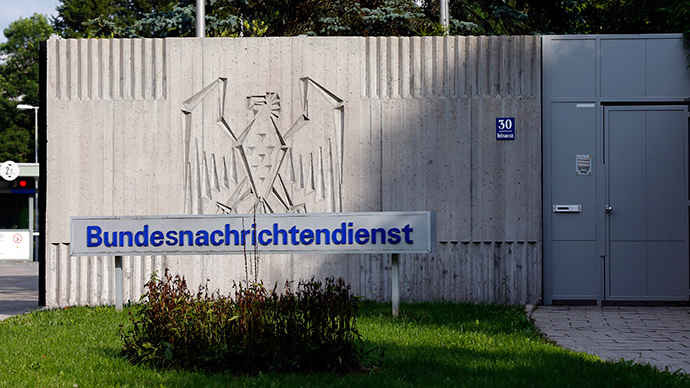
49,0,690,39
53,0,178,38
79,0,432,38
0,13,54,163
668,0,690,52
53,0,118,38
580,0,676,34
419,0,585,35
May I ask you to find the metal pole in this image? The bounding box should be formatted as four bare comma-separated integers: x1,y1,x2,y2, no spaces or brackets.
33,107,38,263
115,256,123,311
34,107,38,164
392,253,399,317
196,0,205,37
440,0,449,33
17,105,40,263
28,196,34,262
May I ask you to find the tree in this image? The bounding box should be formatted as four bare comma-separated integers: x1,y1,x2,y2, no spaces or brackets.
579,0,676,34
53,0,116,38
78,0,432,38
416,0,586,35
63,0,690,39
0,14,54,162
668,0,690,54
53,0,177,38
577,0,690,60
0,96,33,162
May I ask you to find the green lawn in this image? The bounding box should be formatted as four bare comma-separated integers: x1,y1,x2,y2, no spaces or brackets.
0,302,688,387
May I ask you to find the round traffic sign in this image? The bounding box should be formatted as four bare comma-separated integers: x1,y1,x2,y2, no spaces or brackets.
1,161,20,181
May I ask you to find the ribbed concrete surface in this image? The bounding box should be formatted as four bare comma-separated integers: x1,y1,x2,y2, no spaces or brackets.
532,306,690,374
45,36,542,307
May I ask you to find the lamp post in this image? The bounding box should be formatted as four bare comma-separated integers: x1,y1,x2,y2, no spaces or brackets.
196,0,205,37
16,104,38,164
17,104,39,262
440,0,449,33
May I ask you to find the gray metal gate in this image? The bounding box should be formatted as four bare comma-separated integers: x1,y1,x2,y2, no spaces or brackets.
543,34,690,304
605,106,689,300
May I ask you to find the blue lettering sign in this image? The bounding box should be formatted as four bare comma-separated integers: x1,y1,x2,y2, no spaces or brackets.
71,212,436,256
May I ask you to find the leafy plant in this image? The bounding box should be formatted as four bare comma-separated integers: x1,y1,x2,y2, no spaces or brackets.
120,269,367,374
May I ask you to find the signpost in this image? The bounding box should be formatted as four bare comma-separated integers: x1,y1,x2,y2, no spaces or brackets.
71,211,436,316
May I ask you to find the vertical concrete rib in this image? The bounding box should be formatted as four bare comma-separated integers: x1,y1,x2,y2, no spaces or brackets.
100,40,109,101
66,39,75,100
377,37,387,99
122,39,133,100
445,36,455,98
400,38,411,99
389,38,400,99
51,39,63,100
58,244,68,305
110,40,121,100
47,244,57,305
467,36,477,97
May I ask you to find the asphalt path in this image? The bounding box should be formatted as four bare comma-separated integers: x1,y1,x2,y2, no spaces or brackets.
0,261,38,321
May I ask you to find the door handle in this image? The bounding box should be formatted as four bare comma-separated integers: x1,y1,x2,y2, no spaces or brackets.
605,206,613,213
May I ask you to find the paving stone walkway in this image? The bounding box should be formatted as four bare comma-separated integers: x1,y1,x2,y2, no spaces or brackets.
531,305,690,374
0,262,38,321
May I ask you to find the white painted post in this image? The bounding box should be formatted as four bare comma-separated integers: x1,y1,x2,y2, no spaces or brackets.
392,253,399,317
115,256,123,311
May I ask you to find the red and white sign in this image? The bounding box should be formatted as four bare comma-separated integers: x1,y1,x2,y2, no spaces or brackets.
0,230,30,261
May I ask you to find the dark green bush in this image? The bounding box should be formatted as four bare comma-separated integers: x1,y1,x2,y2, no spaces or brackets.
120,269,364,374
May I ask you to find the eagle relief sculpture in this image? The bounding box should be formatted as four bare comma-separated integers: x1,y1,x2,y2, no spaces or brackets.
182,77,344,216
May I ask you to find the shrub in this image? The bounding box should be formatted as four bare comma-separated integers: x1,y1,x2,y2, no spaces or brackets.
120,269,364,374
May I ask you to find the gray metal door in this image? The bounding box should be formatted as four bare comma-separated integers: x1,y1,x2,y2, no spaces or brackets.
605,106,689,300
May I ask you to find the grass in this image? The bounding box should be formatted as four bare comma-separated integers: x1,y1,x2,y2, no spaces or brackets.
0,302,688,387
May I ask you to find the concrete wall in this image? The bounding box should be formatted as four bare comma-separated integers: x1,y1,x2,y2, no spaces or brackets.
44,36,542,307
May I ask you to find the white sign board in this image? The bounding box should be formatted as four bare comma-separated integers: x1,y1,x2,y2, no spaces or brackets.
0,230,30,261
70,212,436,256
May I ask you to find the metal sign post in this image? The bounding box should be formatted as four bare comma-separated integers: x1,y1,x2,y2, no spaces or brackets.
115,256,123,311
391,253,400,317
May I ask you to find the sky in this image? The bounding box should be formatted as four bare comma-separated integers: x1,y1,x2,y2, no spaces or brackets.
0,0,59,44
